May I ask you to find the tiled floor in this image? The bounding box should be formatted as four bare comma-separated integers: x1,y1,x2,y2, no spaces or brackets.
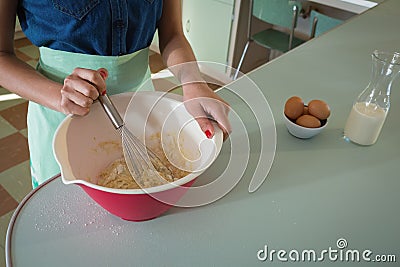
0,38,37,267
0,38,167,266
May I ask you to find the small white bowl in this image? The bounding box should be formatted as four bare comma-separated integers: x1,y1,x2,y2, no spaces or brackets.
283,112,327,139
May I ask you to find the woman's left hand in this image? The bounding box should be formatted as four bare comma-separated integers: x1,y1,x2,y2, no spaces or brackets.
182,82,231,140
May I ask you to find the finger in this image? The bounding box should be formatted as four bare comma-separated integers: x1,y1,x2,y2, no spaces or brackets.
72,68,107,96
61,85,94,108
60,96,90,116
97,68,108,95
184,100,215,138
64,73,100,101
202,99,232,139
97,68,108,80
196,116,215,139
62,75,97,106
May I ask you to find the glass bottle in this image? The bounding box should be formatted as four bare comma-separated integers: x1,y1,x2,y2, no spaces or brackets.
344,50,400,145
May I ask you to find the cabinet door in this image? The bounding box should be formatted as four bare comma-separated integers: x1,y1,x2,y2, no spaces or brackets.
182,0,234,68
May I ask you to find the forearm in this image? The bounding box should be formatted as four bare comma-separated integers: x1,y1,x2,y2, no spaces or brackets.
0,52,62,111
160,34,205,86
0,0,62,112
155,0,231,138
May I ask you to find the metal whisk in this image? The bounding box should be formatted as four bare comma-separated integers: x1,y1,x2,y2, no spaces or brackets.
98,93,172,180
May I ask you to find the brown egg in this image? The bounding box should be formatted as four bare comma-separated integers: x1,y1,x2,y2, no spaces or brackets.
308,100,331,120
284,96,304,120
296,115,321,128
303,106,309,115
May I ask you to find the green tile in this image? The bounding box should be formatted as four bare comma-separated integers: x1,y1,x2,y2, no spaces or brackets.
0,87,10,95
0,97,26,112
0,161,32,203
18,45,39,59
0,117,17,139
19,128,28,138
0,85,28,112
26,60,38,69
0,210,14,260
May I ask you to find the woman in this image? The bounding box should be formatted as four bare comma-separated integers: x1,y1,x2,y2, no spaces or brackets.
0,0,231,188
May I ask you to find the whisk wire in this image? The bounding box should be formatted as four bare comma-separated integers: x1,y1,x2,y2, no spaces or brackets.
120,128,142,178
122,128,153,169
98,93,173,183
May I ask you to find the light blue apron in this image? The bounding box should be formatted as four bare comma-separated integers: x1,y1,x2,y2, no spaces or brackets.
28,47,153,188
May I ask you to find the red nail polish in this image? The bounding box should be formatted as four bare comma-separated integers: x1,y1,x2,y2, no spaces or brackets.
101,90,107,96
205,130,212,139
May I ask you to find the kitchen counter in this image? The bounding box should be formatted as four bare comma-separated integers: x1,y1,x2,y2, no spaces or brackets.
6,0,400,266
307,0,381,14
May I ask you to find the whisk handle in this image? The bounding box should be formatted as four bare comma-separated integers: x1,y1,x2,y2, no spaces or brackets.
98,94,124,130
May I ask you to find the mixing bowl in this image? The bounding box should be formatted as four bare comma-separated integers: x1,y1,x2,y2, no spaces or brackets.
53,91,223,221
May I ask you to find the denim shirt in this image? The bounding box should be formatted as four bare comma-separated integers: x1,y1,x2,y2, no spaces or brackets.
17,0,163,56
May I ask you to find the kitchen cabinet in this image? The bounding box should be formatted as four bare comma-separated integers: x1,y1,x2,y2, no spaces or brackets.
182,0,237,73
151,0,240,80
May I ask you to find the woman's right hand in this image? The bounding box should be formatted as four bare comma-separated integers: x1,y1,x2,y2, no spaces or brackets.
60,68,108,115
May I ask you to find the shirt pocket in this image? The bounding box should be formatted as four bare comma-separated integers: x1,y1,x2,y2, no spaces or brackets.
51,0,100,20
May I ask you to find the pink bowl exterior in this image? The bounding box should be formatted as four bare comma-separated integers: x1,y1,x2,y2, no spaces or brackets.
79,178,197,221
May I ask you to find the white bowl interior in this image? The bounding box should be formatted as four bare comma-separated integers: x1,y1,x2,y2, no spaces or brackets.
53,91,223,194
